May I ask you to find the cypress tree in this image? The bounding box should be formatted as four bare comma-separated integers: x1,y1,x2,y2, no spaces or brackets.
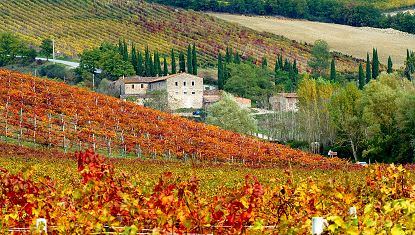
187,45,193,74
366,53,371,84
123,40,129,61
262,57,268,69
274,57,279,76
144,47,151,77
137,51,144,76
358,63,365,90
118,39,123,56
154,51,162,76
150,53,155,77
171,49,177,74
330,59,336,82
372,48,379,79
387,56,393,74
131,44,137,73
179,50,186,72
293,59,298,74
278,55,283,71
284,59,290,72
218,53,224,90
192,44,197,75
163,55,168,76
234,51,241,64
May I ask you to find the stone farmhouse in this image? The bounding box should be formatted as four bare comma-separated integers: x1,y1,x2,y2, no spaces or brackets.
119,73,204,110
269,93,299,112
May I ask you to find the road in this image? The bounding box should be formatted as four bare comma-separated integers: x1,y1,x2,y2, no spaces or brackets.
36,57,80,68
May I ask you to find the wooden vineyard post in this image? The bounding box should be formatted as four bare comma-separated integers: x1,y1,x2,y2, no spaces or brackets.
33,114,37,144
47,113,52,148
4,98,9,139
120,130,125,157
18,107,23,146
61,114,67,153
107,137,112,156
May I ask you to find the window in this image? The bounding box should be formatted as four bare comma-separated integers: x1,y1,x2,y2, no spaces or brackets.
175,91,179,95
184,92,187,95
141,84,144,89
192,91,195,95
192,81,195,86
132,85,135,89
183,82,186,86
175,82,178,86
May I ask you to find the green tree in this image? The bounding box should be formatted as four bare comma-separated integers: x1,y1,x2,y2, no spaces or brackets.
163,55,168,76
137,51,144,76
143,90,170,112
171,49,177,74
387,56,393,74
262,57,268,69
0,32,22,65
206,93,257,135
358,63,365,89
329,83,363,162
154,51,161,76
225,47,233,64
404,50,415,81
40,39,53,61
372,48,379,79
366,53,371,83
192,44,197,75
359,73,415,163
307,40,331,77
217,53,224,89
131,44,137,73
187,44,193,74
123,40,129,61
223,63,274,105
179,50,186,72
144,47,151,76
234,51,241,64
330,58,336,82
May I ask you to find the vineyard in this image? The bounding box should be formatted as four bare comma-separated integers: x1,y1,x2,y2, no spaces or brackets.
0,0,358,71
2,143,415,233
0,69,350,169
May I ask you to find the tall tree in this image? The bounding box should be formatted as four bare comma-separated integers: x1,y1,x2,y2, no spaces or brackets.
330,58,336,82
218,53,224,90
387,56,393,74
122,39,129,61
40,39,53,61
308,40,331,77
137,51,144,76
179,50,186,72
149,51,155,77
225,47,233,64
131,44,137,73
192,44,197,75
163,55,168,76
234,51,241,64
372,48,379,79
293,59,298,74
187,44,193,74
366,53,371,84
358,63,365,89
154,51,162,76
144,47,151,76
262,57,268,69
171,49,177,74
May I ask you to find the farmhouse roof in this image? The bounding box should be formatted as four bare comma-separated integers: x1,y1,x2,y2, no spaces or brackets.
278,93,298,98
123,73,200,84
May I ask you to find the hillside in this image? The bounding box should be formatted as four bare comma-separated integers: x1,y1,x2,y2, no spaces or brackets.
0,69,349,168
0,0,358,71
211,13,415,67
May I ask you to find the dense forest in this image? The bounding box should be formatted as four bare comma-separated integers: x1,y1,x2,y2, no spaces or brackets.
148,0,415,34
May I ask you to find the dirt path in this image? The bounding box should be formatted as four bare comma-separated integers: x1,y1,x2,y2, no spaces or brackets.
210,13,415,67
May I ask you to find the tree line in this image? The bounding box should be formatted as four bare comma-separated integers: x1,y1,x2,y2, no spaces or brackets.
149,0,415,35
79,39,198,81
